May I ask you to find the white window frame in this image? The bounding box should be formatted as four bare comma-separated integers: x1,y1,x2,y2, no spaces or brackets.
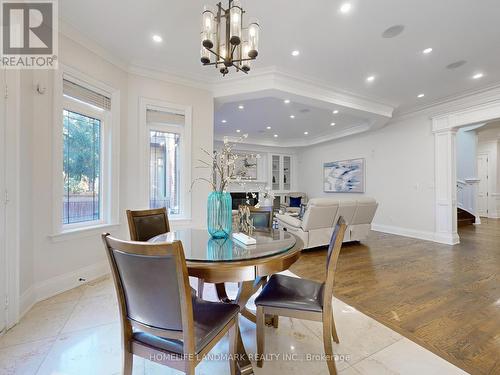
52,65,120,237
139,98,192,222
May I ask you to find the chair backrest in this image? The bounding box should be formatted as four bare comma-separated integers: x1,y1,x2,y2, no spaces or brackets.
350,198,378,225
102,234,195,351
126,207,170,241
301,198,339,231
322,217,347,312
240,205,273,231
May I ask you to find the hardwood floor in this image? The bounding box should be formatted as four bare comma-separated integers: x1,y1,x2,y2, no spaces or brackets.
290,219,500,375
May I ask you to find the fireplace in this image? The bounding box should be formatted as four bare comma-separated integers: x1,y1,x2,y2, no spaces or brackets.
230,192,259,210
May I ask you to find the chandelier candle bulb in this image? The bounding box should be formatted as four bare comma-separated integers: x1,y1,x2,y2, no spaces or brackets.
200,33,211,64
201,7,215,49
229,0,242,45
248,22,260,58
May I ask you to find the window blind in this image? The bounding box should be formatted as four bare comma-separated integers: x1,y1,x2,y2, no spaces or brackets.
63,79,111,111
146,109,185,126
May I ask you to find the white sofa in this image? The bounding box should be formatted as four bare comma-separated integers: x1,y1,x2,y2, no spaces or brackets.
275,197,378,249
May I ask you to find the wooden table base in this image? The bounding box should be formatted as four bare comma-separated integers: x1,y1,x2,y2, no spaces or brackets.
215,279,279,375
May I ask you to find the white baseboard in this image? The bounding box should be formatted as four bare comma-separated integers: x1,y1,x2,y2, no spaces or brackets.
371,224,458,245
19,261,110,320
19,286,37,322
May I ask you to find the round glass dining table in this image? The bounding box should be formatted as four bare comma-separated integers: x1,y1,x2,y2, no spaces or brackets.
148,228,303,375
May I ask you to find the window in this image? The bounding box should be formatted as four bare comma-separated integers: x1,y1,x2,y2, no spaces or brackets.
149,130,180,213
61,78,111,227
63,110,101,224
147,108,185,217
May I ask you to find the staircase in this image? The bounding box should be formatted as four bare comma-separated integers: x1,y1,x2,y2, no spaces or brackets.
457,208,475,226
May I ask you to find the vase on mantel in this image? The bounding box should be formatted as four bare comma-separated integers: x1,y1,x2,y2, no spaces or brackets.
207,191,232,238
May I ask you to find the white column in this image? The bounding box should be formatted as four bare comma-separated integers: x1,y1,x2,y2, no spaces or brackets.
434,129,460,244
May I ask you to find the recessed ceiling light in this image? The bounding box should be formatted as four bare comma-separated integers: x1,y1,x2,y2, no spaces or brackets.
273,134,278,138
417,93,425,98
472,73,484,80
266,126,272,129
422,48,433,54
284,99,291,104
366,75,375,82
381,25,405,39
290,115,295,119
330,122,336,126
238,105,244,109
339,2,352,13
291,50,300,56
333,110,339,114
152,34,163,43
236,129,241,133
221,119,227,123
304,131,309,135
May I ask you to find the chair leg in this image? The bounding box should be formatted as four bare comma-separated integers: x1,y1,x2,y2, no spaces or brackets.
123,350,133,375
322,313,338,375
229,318,238,375
184,361,196,375
331,312,340,344
256,306,265,368
197,278,204,299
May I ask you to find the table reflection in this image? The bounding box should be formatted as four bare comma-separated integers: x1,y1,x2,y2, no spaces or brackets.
148,228,296,262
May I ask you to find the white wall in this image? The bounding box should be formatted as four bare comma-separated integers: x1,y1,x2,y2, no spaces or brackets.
297,114,436,237
16,33,214,315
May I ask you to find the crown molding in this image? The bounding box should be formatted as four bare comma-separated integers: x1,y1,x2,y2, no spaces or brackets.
215,122,376,148
59,19,130,72
127,65,212,91
394,82,500,121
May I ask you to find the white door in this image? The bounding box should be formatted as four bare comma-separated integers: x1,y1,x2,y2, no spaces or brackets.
477,154,489,217
0,70,6,333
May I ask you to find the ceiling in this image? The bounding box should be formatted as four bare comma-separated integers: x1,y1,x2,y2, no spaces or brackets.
214,90,387,147
60,0,500,110
60,0,500,145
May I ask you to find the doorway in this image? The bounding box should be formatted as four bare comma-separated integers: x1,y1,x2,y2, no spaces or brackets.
0,70,6,333
477,153,489,217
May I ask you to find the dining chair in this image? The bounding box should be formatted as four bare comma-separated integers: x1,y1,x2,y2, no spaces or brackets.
126,207,206,298
254,216,347,375
102,234,240,375
239,205,273,231
126,207,170,241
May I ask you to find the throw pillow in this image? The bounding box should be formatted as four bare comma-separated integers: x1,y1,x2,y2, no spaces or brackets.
289,196,302,208
298,203,307,219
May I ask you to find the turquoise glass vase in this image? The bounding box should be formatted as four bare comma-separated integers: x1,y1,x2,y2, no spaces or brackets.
207,191,232,238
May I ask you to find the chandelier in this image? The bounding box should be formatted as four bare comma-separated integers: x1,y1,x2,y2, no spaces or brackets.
200,0,260,76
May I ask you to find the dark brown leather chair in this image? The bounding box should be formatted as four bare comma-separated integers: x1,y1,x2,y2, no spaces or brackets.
254,217,347,375
102,234,239,375
126,207,170,241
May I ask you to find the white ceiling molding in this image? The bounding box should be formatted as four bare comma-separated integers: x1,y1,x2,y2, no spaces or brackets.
215,122,374,148
213,67,395,118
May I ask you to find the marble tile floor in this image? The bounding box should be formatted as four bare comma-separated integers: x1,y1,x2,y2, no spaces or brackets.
0,273,469,375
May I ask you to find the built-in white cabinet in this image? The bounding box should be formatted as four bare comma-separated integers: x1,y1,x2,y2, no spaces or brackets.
270,154,293,192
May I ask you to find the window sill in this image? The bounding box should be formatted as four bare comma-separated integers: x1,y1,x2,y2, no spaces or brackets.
50,223,121,243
